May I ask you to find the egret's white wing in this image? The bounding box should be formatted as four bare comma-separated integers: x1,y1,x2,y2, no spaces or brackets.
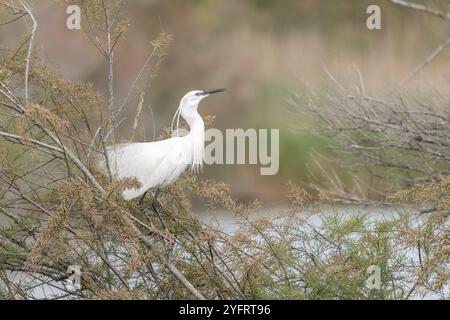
97,137,191,200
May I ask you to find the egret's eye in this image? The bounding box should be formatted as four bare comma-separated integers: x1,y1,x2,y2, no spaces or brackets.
195,92,204,97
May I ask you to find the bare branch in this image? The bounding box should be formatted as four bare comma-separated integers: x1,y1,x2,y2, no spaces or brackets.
18,0,37,107
402,37,450,84
390,0,450,20
117,46,157,115
0,130,63,153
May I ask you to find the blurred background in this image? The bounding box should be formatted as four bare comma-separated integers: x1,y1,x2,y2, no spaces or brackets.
1,0,449,204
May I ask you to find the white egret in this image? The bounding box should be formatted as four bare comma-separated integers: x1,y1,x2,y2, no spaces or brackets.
97,88,226,226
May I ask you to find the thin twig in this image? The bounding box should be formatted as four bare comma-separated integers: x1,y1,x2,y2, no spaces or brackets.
389,0,450,20
0,130,63,153
402,37,450,84
18,0,37,107
117,46,157,115
138,235,206,300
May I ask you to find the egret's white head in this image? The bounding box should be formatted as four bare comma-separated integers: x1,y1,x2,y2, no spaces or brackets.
180,88,226,112
172,88,226,133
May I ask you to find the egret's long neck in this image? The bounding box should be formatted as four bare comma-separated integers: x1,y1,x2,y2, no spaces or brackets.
183,109,205,172
185,111,204,133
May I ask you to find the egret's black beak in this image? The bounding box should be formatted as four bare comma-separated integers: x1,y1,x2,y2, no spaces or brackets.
202,88,227,96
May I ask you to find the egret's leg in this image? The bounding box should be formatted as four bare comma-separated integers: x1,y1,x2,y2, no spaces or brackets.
151,189,166,229
139,190,148,209
139,190,152,222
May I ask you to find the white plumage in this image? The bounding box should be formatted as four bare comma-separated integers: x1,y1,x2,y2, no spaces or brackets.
97,89,225,201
